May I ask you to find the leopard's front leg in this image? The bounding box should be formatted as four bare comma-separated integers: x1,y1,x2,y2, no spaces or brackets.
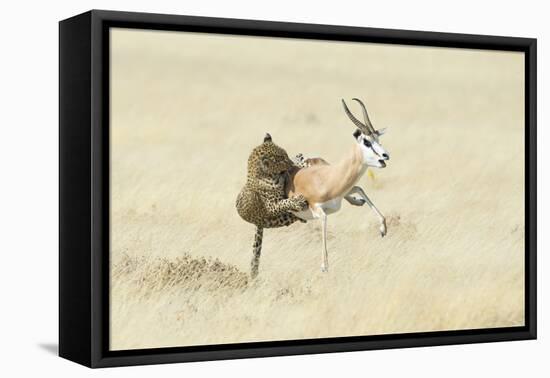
264,212,306,228
264,194,308,216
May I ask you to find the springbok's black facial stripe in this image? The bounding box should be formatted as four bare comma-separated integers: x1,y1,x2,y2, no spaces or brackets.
364,138,383,157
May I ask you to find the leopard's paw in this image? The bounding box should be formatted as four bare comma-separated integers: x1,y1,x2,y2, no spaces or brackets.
292,194,309,211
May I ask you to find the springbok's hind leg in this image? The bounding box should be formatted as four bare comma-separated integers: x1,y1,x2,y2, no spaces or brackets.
347,186,387,237
312,205,329,272
250,227,263,279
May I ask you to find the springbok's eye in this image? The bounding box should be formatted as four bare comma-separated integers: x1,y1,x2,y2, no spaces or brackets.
363,139,372,148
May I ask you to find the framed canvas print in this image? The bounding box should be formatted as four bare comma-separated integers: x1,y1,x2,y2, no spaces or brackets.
59,10,537,368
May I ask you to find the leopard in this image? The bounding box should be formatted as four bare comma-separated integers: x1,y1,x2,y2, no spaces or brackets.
235,133,309,278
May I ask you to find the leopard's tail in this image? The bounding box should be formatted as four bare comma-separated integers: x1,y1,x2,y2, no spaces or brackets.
250,226,264,279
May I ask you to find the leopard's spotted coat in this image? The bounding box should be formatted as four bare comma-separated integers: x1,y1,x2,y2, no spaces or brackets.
236,134,308,278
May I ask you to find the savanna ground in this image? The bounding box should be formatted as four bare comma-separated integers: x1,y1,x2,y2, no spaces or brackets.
109,29,525,350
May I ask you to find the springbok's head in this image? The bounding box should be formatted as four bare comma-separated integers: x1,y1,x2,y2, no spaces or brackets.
342,98,389,168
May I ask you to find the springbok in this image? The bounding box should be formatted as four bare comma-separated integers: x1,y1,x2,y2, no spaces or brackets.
286,98,390,272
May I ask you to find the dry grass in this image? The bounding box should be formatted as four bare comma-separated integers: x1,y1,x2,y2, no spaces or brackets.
109,29,525,350
112,253,249,294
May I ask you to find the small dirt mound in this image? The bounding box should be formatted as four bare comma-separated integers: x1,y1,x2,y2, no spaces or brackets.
385,213,417,238
112,253,249,295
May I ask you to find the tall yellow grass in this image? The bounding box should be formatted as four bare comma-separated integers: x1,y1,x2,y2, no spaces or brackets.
109,29,525,350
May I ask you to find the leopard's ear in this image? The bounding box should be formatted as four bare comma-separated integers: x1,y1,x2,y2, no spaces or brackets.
264,133,272,143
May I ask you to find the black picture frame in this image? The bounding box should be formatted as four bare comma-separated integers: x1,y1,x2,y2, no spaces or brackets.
59,9,537,368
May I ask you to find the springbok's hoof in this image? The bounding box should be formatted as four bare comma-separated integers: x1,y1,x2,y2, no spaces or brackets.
321,266,328,273
380,223,387,237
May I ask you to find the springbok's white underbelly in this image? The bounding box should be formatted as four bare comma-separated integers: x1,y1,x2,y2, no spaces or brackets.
292,197,343,221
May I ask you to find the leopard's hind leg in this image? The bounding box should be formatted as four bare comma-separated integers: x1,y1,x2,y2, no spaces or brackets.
250,213,304,279
293,153,329,168
292,153,308,168
250,226,264,279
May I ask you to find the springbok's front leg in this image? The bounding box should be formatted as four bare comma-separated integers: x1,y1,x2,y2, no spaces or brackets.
344,194,366,206
347,186,387,237
312,205,329,272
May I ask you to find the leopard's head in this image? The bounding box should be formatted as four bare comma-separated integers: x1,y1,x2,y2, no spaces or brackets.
248,133,294,178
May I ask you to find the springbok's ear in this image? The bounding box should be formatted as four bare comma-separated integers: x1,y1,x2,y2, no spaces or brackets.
264,133,272,143
376,128,387,136
352,129,362,139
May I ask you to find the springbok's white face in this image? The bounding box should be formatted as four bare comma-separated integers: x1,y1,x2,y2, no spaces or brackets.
354,128,389,168
342,98,389,169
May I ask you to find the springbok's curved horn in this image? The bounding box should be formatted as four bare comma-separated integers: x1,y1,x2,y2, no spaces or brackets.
351,98,376,135
341,99,370,135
